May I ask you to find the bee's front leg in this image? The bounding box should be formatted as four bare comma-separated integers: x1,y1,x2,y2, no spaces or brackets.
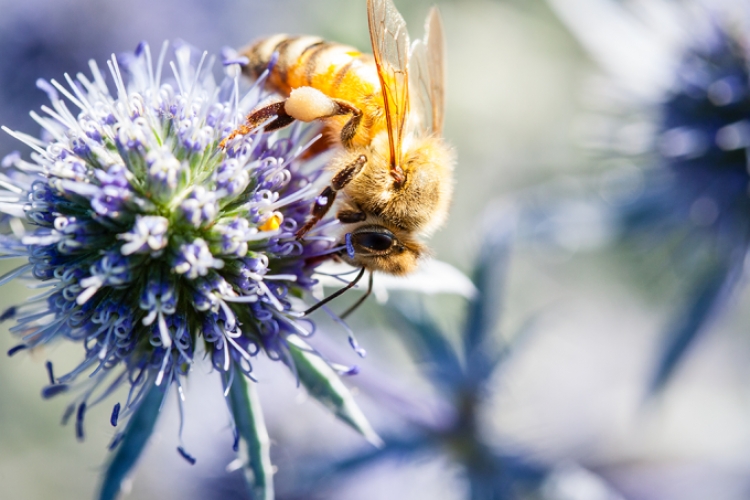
295,155,367,239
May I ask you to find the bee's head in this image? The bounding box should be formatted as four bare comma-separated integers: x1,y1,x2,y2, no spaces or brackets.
339,224,424,276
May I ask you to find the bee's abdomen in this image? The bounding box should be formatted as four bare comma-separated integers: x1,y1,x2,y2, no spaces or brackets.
243,35,321,92
241,35,379,101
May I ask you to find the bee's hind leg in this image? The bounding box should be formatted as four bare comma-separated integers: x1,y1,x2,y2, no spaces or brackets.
295,155,367,239
219,101,295,149
285,87,363,149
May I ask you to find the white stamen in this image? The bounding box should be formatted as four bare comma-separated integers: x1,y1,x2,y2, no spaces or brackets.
64,73,93,111
1,127,49,157
108,54,128,104
258,281,284,311
49,78,87,111
158,311,172,349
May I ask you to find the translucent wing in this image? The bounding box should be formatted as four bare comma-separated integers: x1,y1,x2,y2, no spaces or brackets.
368,0,410,169
410,7,446,135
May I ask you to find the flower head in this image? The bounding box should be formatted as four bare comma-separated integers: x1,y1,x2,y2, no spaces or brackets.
632,4,750,242
1,40,376,499
273,223,625,500
547,0,750,239
545,0,750,391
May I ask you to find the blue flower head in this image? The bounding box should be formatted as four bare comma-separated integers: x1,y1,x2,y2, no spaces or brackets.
279,224,554,499
1,41,377,499
545,0,750,392
644,15,750,246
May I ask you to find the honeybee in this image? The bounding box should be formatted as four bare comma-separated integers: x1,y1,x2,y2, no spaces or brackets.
222,0,453,306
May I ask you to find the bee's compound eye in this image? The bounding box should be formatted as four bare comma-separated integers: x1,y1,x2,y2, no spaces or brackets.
353,231,395,252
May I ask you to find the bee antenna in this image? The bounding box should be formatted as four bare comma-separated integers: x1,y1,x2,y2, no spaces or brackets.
340,271,374,320
303,267,366,317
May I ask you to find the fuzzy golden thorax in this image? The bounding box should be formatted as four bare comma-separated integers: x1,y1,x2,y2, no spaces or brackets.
330,132,454,235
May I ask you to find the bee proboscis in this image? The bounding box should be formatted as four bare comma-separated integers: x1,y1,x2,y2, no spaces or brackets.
222,0,454,313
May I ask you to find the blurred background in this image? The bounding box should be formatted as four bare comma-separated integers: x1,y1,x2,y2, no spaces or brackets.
2,0,750,499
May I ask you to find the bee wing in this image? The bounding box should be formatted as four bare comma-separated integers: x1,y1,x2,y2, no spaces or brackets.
410,7,446,136
367,0,410,168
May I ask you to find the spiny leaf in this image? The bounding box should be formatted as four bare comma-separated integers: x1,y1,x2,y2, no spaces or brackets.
227,366,274,500
464,223,512,384
98,382,166,500
286,335,382,447
649,253,744,394
388,300,464,392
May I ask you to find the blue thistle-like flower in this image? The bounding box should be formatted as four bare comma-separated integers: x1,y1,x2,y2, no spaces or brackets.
0,40,378,500
625,11,750,248
543,0,750,392
277,225,559,500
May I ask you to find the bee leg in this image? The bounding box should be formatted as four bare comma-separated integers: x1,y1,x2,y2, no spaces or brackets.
333,101,363,149
337,210,366,224
296,186,337,239
285,87,363,148
296,155,367,239
332,154,367,190
219,101,295,149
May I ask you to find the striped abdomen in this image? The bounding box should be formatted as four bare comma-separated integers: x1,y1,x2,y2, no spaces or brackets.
241,35,387,146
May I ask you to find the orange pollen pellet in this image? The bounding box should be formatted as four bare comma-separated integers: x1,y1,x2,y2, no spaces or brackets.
259,214,282,232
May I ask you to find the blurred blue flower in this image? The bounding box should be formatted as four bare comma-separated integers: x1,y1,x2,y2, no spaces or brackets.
0,40,378,500
544,0,750,392
279,226,556,500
